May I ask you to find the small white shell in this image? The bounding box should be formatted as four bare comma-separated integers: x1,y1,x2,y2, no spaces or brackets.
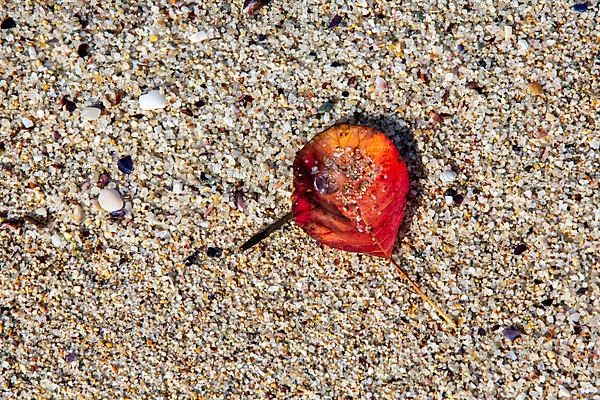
439,170,457,183
98,189,124,212
139,90,167,111
375,77,388,93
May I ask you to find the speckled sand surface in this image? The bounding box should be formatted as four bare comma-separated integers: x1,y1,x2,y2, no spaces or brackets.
0,1,598,399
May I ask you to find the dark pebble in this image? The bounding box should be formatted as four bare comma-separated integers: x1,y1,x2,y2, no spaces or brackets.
341,90,349,97
457,44,465,52
77,43,90,58
117,155,133,174
1,17,16,29
257,33,267,41
330,61,343,67
75,13,89,29
444,188,457,197
573,2,589,12
184,249,200,266
61,97,77,113
238,94,254,104
541,298,553,307
466,81,484,94
576,287,588,295
206,247,223,258
477,327,487,336
318,100,334,114
110,209,126,219
97,172,111,188
513,243,528,255
244,0,269,15
453,194,464,205
234,189,246,211
502,327,523,341
65,352,78,363
328,14,342,28
195,99,206,108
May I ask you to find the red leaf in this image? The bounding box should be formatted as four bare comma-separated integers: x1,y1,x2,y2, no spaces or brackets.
291,124,409,257
241,124,457,329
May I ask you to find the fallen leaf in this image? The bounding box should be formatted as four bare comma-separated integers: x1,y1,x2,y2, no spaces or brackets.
242,124,456,329
291,124,409,257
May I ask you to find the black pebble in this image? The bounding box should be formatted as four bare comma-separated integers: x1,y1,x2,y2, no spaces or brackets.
576,287,588,295
452,193,464,205
117,155,133,174
444,188,464,205
477,327,487,336
63,99,77,113
1,17,16,29
513,243,528,255
328,14,342,28
502,327,523,340
110,209,126,218
330,61,343,67
77,43,90,57
206,247,222,258
257,33,267,41
541,298,553,307
573,2,589,12
444,188,457,197
195,99,206,108
341,90,349,97
184,249,200,266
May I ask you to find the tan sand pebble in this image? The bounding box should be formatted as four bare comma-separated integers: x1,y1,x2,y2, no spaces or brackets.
72,204,84,223
528,81,543,96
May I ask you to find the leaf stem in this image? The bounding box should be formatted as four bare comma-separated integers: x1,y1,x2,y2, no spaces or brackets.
388,257,457,330
240,212,293,251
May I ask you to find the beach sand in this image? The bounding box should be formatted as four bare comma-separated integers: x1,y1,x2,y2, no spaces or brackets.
0,1,598,398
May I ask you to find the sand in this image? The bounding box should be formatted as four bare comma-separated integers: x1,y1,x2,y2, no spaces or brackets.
0,1,598,398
